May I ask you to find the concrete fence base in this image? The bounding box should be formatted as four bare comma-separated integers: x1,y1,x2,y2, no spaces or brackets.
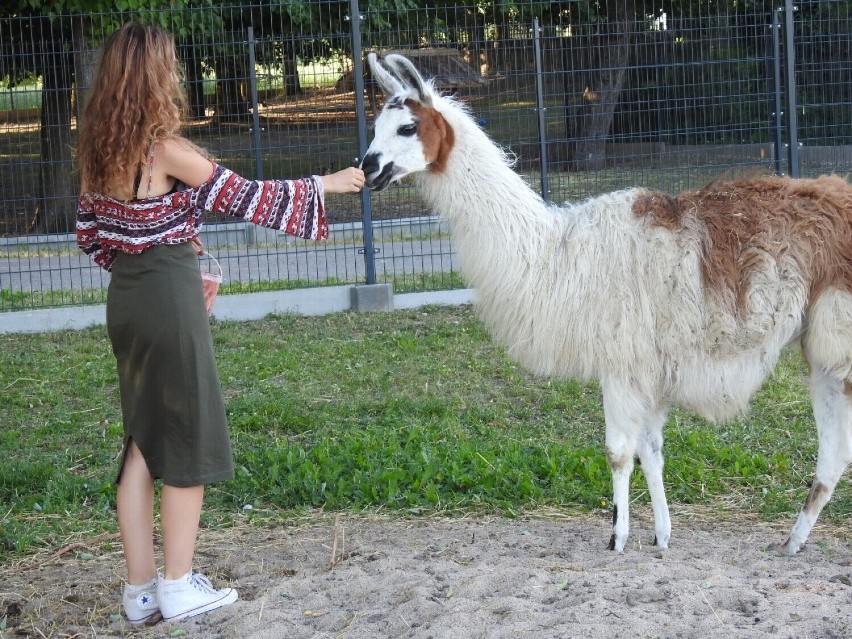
0,286,476,334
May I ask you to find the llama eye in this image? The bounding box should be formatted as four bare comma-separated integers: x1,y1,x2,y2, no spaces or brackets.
398,123,418,137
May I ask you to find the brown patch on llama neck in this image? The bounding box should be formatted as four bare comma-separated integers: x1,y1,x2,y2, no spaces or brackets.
633,175,852,312
407,100,455,173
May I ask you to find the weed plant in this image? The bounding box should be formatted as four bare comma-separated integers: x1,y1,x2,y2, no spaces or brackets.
1,305,848,562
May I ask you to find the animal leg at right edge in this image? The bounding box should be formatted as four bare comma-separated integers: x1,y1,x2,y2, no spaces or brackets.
779,369,852,554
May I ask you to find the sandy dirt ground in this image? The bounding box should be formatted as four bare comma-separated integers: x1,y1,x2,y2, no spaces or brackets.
4,508,852,639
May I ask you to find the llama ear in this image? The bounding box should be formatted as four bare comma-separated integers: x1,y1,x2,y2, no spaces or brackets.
383,54,433,106
367,52,404,97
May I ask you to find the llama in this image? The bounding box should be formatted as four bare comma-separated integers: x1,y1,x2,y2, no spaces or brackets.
361,52,852,553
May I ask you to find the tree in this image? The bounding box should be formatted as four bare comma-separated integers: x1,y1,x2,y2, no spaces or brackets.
0,9,81,233
564,0,638,171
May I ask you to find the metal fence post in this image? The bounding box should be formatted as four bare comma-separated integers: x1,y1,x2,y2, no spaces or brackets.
246,26,261,246
769,9,784,176
532,18,550,202
350,0,377,285
783,0,800,178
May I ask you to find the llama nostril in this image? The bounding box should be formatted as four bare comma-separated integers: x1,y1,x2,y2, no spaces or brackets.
361,153,380,175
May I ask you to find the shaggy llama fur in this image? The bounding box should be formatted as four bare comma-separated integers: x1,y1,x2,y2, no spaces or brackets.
361,52,852,553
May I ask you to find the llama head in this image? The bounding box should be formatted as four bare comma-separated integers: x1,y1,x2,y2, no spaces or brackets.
361,53,455,191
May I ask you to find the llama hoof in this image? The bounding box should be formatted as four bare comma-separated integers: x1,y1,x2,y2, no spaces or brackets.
607,534,626,552
653,534,669,550
768,537,802,555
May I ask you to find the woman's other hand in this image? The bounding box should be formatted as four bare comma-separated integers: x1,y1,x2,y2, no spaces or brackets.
320,167,365,194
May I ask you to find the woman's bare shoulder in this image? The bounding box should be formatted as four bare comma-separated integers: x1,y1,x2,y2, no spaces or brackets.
157,136,201,158
156,137,216,188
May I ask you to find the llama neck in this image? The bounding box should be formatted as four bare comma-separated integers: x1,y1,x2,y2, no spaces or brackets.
416,117,550,232
411,105,662,387
414,110,558,284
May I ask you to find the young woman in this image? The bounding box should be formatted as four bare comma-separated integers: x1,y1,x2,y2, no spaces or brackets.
76,21,364,625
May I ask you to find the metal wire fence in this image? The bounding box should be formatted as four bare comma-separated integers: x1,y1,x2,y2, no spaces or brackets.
1,1,850,312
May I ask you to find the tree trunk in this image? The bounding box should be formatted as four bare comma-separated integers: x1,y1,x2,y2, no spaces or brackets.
37,49,75,234
282,57,302,95
567,0,637,171
486,18,506,74
468,10,486,76
282,37,302,96
72,17,96,126
213,55,250,122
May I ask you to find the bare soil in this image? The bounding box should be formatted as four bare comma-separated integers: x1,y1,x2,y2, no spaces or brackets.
4,508,852,639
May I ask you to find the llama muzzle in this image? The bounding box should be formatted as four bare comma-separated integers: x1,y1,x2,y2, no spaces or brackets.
361,153,397,191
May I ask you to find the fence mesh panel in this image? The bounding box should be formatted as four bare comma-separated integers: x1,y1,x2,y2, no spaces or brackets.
1,1,850,312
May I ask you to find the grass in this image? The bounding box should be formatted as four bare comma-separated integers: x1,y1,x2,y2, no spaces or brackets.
0,271,464,312
0,287,109,309
0,83,41,112
1,304,849,563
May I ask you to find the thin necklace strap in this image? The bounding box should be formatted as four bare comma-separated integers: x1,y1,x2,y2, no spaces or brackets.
145,142,156,199
132,163,143,198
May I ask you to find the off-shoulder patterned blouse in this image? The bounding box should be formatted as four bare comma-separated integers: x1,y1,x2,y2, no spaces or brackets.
76,163,328,271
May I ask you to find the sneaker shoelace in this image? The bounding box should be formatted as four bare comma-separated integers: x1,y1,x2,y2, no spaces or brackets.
189,573,218,595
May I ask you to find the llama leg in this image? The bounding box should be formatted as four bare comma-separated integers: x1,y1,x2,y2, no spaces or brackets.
779,369,852,554
637,407,671,549
602,379,644,552
607,456,634,552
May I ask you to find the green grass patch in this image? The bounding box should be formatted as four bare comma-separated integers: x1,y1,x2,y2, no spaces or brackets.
0,270,465,311
219,277,348,295
0,83,41,112
1,306,847,562
0,287,108,310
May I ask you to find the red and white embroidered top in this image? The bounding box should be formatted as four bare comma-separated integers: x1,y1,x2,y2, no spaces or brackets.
76,164,328,271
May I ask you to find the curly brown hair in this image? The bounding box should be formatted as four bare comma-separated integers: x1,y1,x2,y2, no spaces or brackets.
77,22,188,195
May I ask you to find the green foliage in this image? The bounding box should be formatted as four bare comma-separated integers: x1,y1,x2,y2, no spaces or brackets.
1,306,848,563
0,287,107,311
0,289,28,304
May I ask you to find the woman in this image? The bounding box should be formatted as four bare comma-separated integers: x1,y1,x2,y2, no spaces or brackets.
76,21,364,625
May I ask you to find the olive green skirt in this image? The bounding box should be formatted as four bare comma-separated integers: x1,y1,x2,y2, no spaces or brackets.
107,242,234,487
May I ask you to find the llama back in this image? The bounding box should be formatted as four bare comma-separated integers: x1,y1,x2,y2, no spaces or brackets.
633,174,852,311
638,174,852,417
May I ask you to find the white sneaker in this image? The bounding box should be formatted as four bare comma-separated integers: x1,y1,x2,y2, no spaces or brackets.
158,571,238,621
123,576,161,625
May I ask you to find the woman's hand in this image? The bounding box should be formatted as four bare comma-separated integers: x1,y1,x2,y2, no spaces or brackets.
320,167,365,194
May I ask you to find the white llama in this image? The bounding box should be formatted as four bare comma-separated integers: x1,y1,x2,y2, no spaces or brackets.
361,52,852,553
